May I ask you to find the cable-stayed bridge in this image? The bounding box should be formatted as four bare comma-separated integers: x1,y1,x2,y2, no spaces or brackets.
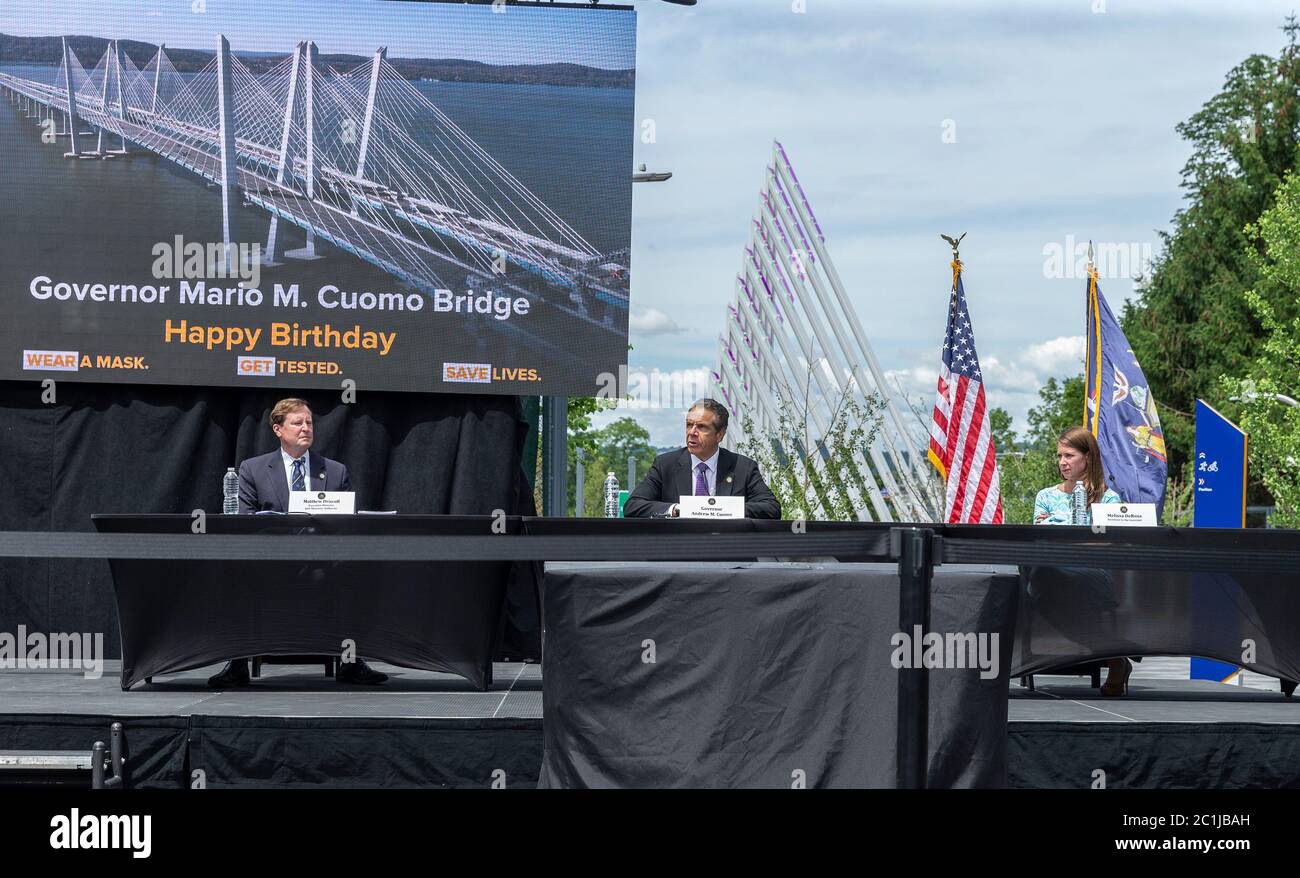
0,36,628,333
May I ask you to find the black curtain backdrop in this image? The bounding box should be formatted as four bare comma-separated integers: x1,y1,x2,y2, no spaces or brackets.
0,380,537,659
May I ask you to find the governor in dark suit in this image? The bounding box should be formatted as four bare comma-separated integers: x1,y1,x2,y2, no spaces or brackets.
208,397,387,688
624,398,780,519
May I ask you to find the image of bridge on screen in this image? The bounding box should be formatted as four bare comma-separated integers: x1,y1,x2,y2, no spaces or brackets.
0,35,629,328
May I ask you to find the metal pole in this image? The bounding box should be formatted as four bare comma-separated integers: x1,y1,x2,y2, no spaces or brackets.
775,151,937,516
740,257,873,518
91,741,106,789
761,183,923,520
627,455,636,492
575,447,586,517
893,526,933,789
542,396,568,516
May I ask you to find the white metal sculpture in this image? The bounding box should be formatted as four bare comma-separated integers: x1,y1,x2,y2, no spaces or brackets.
712,140,940,522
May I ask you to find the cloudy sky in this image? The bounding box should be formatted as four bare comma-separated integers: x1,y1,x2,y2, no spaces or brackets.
608,0,1297,446
2,0,635,66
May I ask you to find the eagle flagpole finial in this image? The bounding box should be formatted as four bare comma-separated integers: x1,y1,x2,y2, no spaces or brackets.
941,233,966,289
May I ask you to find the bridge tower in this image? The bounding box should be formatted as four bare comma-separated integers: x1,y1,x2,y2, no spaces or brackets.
90,40,127,157
264,41,302,266
151,44,165,115
109,40,129,153
60,37,82,157
216,34,240,275
350,46,387,217
285,41,321,260
356,47,386,180
92,41,110,155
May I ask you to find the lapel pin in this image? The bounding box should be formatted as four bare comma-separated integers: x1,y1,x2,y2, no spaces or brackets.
725,475,733,484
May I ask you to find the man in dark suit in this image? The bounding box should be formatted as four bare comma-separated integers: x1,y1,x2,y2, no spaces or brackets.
624,398,780,520
237,403,351,513
208,398,388,688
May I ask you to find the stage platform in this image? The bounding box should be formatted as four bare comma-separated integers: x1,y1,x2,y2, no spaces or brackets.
1009,659,1300,788
2,658,1297,787
0,661,543,788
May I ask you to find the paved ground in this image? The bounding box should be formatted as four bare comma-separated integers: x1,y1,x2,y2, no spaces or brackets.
1011,656,1300,723
0,660,542,720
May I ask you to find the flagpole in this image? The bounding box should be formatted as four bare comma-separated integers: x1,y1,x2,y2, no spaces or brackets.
1085,240,1093,430
1087,240,1102,437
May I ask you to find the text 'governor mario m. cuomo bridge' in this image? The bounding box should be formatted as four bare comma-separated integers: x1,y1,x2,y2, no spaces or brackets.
0,36,629,333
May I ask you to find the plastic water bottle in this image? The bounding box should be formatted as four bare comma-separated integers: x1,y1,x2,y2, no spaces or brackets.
603,472,620,518
223,467,239,515
1072,480,1088,526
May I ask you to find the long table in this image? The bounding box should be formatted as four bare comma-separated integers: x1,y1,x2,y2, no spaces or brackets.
93,514,519,690
88,516,1300,691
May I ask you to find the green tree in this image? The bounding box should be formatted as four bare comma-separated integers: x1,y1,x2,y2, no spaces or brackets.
1122,17,1300,476
1025,375,1086,447
1220,170,1300,527
988,407,1017,453
737,384,889,522
530,396,616,514
594,416,657,468
569,416,659,516
992,381,1084,524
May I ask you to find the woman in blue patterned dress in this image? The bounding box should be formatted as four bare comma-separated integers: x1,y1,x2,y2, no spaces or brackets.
1033,426,1122,525
1032,426,1130,695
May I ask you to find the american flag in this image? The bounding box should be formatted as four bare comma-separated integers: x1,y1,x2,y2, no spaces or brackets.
927,264,1003,523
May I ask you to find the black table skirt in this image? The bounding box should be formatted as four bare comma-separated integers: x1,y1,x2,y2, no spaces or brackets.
96,515,515,690
538,561,1019,789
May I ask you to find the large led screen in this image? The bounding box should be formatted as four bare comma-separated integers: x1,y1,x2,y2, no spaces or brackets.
0,0,634,394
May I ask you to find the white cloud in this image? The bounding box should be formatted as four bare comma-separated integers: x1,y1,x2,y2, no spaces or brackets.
588,366,717,447
1021,336,1086,375
886,336,1087,442
629,307,686,336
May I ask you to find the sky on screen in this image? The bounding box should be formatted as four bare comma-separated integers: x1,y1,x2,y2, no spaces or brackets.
0,0,636,68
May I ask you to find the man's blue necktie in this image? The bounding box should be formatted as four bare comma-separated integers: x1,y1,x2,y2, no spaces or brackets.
291,456,305,492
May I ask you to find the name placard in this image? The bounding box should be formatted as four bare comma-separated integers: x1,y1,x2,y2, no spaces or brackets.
678,495,744,519
1092,502,1157,528
288,491,356,515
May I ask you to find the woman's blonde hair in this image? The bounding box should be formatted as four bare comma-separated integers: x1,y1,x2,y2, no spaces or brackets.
1057,426,1108,505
